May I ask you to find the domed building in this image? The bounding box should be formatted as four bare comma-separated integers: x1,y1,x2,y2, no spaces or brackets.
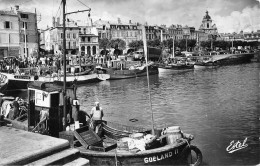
199,11,218,35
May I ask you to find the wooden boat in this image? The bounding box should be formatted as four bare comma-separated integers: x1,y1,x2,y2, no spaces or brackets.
194,61,219,69
0,66,109,93
194,52,254,69
75,121,202,166
158,63,194,73
157,56,194,73
0,2,203,165
97,60,158,80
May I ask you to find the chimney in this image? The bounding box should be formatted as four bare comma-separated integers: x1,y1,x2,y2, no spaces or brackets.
129,20,131,24
15,5,19,11
118,18,121,24
57,17,60,26
52,17,55,27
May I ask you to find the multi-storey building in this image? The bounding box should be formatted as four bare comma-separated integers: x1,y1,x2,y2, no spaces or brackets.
78,18,99,56
94,18,140,49
43,17,79,55
168,24,183,40
0,5,38,59
244,30,260,42
110,18,139,48
218,31,245,42
0,10,19,58
93,19,110,39
199,11,218,35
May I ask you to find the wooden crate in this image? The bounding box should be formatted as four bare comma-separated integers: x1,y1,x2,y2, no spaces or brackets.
74,126,102,149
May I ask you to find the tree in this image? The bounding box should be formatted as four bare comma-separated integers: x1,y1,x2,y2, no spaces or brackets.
147,39,161,48
110,38,126,50
200,41,211,49
99,38,110,49
187,39,196,50
128,40,143,50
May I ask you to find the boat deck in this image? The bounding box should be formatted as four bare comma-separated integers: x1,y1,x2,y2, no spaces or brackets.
0,126,69,165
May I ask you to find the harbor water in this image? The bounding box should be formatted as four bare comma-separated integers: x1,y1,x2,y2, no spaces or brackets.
77,62,259,165
12,62,259,165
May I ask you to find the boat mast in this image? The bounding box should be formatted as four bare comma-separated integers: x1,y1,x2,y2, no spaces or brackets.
172,37,175,58
61,0,90,131
62,0,67,131
142,25,155,135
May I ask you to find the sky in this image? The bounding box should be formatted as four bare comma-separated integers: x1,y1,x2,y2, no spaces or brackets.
1,0,260,33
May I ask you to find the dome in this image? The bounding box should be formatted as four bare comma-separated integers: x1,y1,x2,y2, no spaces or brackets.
203,11,211,20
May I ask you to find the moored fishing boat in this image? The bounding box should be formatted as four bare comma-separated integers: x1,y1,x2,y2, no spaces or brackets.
158,61,194,73
77,121,202,166
97,57,158,80
0,82,202,166
0,65,109,93
1,1,203,165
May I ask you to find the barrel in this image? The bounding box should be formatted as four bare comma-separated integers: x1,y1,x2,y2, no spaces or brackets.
162,126,183,145
166,132,183,145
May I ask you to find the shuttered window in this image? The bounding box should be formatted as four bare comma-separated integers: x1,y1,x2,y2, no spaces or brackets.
5,21,12,29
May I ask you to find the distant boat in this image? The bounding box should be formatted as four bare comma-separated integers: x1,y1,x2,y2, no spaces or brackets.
158,57,194,73
194,52,254,69
194,56,218,69
96,57,158,80
0,65,109,93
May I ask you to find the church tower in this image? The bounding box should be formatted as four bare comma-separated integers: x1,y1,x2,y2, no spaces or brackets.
199,11,218,34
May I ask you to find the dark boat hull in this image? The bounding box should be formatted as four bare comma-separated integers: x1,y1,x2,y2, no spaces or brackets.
79,143,191,166
77,121,202,166
105,65,158,80
216,53,254,65
158,64,194,73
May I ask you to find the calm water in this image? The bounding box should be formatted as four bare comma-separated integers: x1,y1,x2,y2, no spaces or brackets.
77,62,259,165
12,62,259,165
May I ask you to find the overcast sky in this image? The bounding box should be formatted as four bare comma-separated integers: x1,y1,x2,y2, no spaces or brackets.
1,0,260,33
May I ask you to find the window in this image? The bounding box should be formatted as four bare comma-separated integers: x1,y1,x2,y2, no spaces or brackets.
73,33,76,39
82,37,85,42
73,41,76,48
88,37,90,42
23,34,28,42
4,21,11,29
22,22,27,29
21,13,28,19
61,33,63,39
207,23,209,28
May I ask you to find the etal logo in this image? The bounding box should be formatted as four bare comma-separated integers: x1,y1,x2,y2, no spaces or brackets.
226,137,248,153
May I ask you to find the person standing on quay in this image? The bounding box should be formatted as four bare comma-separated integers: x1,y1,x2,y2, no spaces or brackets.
90,102,104,133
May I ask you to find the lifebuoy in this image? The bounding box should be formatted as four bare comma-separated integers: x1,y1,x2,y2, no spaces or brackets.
180,144,203,166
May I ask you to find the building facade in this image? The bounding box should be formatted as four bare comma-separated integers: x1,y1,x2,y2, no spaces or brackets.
43,17,80,55
78,26,99,56
199,11,218,35
0,10,19,58
0,5,38,59
244,30,260,42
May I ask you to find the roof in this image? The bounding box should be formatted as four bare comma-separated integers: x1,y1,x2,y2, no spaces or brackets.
203,11,212,20
0,10,17,16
